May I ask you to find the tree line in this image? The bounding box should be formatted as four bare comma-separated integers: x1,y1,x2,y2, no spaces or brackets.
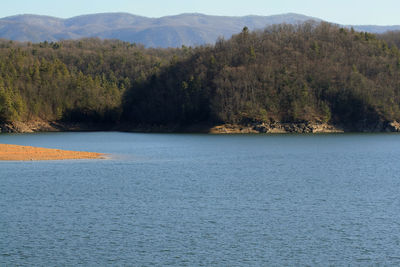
1,22,400,130
0,38,184,123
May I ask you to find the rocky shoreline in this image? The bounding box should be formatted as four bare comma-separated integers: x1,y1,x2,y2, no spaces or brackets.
210,121,400,134
0,120,114,134
209,122,343,134
1,120,400,134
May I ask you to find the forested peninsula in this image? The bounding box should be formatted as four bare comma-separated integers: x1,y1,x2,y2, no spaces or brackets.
1,22,400,133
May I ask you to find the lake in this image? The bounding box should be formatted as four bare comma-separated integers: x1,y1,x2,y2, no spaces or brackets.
1,132,400,266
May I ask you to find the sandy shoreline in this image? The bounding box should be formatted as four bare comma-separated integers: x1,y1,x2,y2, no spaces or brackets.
0,144,104,161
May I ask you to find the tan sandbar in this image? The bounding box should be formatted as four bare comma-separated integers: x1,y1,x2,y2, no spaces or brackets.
0,144,104,161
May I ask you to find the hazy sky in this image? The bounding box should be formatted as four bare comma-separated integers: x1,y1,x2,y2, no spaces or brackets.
2,0,400,25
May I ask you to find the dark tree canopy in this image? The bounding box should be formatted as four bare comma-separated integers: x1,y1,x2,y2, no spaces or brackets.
1,23,400,131
123,23,400,129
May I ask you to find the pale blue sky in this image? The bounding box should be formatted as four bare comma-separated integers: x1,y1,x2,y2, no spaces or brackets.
2,0,400,25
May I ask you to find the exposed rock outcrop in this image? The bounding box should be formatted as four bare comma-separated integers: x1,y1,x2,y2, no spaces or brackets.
0,120,60,133
2,120,400,134
386,121,400,132
0,120,115,134
210,122,343,134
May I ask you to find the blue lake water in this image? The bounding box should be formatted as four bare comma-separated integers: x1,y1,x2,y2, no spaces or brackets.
1,132,400,266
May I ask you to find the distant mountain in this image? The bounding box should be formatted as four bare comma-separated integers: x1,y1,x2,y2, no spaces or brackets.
0,13,322,47
350,25,400,34
0,12,399,47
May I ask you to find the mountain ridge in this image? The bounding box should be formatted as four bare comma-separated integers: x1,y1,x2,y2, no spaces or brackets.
0,12,399,47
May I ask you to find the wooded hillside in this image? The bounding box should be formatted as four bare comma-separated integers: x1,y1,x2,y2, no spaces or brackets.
1,22,400,131
124,22,400,130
